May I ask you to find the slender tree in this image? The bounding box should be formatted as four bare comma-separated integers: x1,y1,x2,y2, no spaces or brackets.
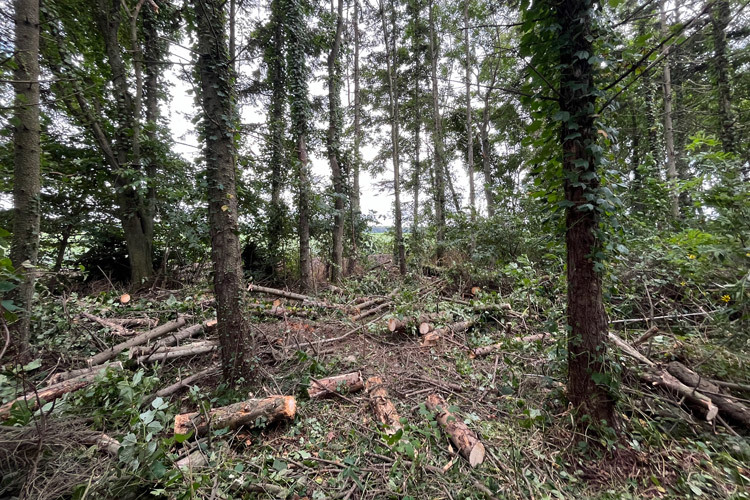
660,0,680,219
379,0,407,275
463,0,475,220
711,0,736,155
194,0,252,381
428,0,446,261
328,0,346,282
10,0,42,359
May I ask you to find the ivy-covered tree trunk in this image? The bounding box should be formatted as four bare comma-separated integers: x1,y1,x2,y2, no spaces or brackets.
380,0,406,276
10,0,41,360
194,0,252,382
480,68,496,218
711,0,736,155
411,2,422,240
660,0,680,219
285,0,313,291
557,0,616,426
349,0,362,271
327,0,345,282
428,0,446,262
267,0,287,271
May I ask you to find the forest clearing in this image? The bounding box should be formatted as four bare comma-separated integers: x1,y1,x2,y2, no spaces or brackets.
1,0,749,497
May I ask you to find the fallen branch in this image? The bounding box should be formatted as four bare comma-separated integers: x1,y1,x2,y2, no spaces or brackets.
308,371,364,399
81,433,121,458
610,311,713,324
80,312,131,336
153,319,216,349
47,361,123,386
469,333,552,358
640,369,719,422
174,395,297,438
86,317,187,367
155,365,220,399
247,283,331,309
107,317,158,328
0,363,123,420
136,341,218,364
355,296,387,312
632,326,660,347
365,377,402,435
351,301,392,322
710,379,750,393
425,394,485,467
608,332,655,367
667,361,750,427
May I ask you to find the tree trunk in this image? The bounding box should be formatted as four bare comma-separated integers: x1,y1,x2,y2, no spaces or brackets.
380,0,406,276
558,0,616,427
411,2,421,240
285,0,312,291
10,0,41,361
194,0,252,383
711,0,736,155
660,0,680,219
463,0,475,221
425,394,485,467
480,68,496,218
308,371,364,399
365,376,402,435
267,0,287,269
349,0,362,267
428,0,446,262
328,0,345,282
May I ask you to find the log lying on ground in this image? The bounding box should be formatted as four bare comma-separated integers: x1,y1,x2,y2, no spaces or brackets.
308,371,364,399
351,301,392,322
425,394,485,467
355,296,387,312
153,319,216,349
47,361,123,386
107,317,158,328
388,312,449,334
667,361,750,426
469,333,553,358
640,369,719,422
81,433,121,458
86,317,187,367
81,312,131,336
472,303,512,313
173,395,296,438
247,283,331,309
608,332,655,367
365,377,402,435
136,341,218,364
421,320,474,347
0,363,123,420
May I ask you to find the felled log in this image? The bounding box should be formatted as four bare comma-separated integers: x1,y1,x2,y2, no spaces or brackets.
640,369,719,422
0,363,123,420
351,301,391,322
86,317,187,367
81,312,130,336
47,361,123,386
608,332,655,367
389,313,448,334
308,371,364,399
82,433,121,458
153,319,217,349
355,296,387,312
136,341,218,364
471,303,512,313
421,320,474,347
173,395,296,438
667,361,750,426
365,377,402,435
425,394,485,467
469,333,552,358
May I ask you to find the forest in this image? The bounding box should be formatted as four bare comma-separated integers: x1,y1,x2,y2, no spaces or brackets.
0,0,749,497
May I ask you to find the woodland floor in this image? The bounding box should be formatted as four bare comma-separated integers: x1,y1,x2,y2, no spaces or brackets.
1,262,749,499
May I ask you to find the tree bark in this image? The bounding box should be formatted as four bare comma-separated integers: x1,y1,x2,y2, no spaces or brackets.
428,0,446,262
425,394,485,467
660,0,680,219
136,341,218,364
86,317,186,366
349,0,362,269
10,0,41,360
480,67,497,217
174,395,297,437
194,0,252,383
558,0,616,426
328,0,345,282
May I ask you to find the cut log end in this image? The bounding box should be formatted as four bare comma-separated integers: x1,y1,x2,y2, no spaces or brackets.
469,442,486,467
